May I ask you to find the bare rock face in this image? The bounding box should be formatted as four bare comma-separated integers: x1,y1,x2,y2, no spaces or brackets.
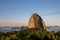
28,13,46,30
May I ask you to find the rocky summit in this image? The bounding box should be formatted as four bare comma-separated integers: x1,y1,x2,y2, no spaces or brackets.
28,13,46,30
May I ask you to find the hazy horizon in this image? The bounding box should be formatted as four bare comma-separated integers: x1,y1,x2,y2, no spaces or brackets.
0,0,60,27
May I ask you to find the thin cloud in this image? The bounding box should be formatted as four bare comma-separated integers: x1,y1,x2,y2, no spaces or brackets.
44,12,60,17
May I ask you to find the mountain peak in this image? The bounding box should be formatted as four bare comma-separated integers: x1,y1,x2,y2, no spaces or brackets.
28,13,46,30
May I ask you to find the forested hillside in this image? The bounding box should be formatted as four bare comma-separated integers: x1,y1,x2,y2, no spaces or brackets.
0,28,60,40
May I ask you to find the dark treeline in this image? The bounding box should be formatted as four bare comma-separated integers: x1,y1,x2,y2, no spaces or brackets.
0,28,60,40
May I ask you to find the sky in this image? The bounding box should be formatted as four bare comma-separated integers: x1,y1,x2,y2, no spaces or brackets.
0,0,60,27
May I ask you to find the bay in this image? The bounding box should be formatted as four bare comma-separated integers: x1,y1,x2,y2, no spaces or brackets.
0,26,60,33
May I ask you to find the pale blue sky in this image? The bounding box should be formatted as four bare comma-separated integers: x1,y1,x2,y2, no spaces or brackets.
0,0,60,26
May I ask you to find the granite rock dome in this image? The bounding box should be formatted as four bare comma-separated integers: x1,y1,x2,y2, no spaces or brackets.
28,13,46,30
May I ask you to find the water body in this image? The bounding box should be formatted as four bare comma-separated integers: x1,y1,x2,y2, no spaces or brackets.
46,27,60,32
0,28,20,33
0,27,60,33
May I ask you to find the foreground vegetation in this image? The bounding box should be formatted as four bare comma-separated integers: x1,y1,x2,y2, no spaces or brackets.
0,28,60,40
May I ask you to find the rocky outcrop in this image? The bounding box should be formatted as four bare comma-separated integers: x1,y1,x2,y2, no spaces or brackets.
28,13,46,30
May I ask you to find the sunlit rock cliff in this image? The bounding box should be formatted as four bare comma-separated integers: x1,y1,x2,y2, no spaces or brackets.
28,13,46,30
